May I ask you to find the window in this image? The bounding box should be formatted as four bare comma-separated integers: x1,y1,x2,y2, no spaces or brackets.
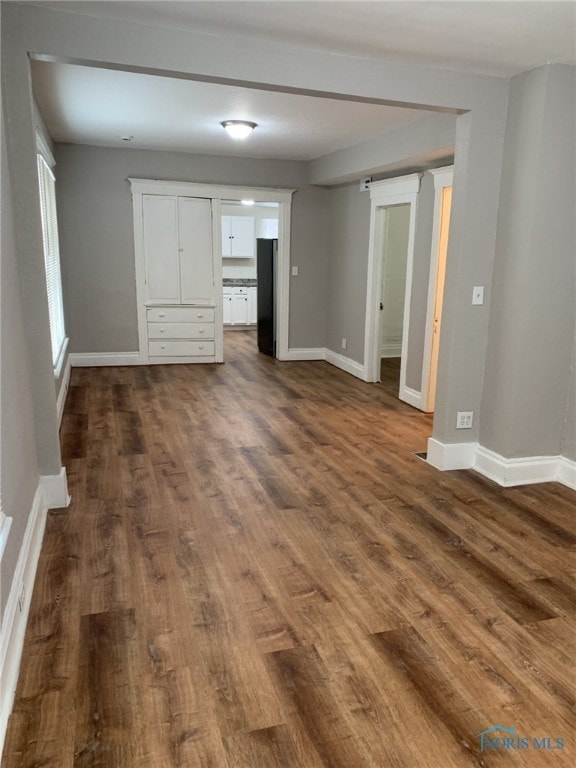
36,146,67,372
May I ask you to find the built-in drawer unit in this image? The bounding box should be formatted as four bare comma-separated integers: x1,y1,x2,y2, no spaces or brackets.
147,322,214,340
148,340,215,357
147,307,215,323
145,305,216,362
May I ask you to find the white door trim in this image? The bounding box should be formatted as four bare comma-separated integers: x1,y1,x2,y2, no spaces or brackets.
364,175,421,408
421,166,454,412
129,180,294,363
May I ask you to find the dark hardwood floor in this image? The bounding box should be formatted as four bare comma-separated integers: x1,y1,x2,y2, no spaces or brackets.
3,330,575,767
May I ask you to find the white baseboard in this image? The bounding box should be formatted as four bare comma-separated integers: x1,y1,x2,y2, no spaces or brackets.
69,352,143,367
400,385,425,410
558,457,576,490
325,349,366,380
0,486,47,757
427,437,477,470
55,355,71,428
284,347,326,361
475,446,576,489
427,439,576,491
381,344,401,358
39,468,70,509
0,512,13,565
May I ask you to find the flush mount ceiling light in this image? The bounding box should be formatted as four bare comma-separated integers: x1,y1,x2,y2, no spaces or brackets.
221,120,257,140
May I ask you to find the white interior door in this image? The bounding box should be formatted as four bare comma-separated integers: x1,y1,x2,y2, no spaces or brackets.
421,166,454,413
142,195,180,304
427,186,452,410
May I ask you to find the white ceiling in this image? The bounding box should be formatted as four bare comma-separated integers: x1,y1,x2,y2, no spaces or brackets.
31,61,436,160
32,1,576,76
29,1,575,161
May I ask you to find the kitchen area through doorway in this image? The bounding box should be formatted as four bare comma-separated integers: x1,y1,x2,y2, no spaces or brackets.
221,200,279,357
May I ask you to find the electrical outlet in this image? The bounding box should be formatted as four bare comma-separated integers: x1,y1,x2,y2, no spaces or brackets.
18,584,25,613
456,411,473,429
341,338,347,350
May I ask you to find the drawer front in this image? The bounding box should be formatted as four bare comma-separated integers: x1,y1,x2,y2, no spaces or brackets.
147,322,214,340
147,307,215,323
149,340,215,357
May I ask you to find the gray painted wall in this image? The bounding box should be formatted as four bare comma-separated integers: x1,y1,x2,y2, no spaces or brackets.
1,100,40,622
309,113,456,185
562,336,576,462
2,7,63,478
289,185,330,349
55,143,328,352
481,64,576,458
325,184,372,362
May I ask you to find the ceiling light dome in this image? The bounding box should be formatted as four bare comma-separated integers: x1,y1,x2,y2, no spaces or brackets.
221,120,257,139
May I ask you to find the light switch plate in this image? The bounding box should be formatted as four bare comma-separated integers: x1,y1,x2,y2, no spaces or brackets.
472,286,484,305
291,266,299,277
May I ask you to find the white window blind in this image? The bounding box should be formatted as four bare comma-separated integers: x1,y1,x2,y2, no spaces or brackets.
36,153,66,368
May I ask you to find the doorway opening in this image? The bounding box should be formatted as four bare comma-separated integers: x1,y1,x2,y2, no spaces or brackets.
364,168,453,419
221,200,279,356
378,202,411,398
364,174,420,407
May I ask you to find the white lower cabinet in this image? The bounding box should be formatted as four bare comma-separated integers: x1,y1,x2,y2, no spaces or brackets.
248,287,257,324
223,286,256,326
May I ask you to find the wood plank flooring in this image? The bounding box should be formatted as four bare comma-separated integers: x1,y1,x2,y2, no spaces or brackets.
3,330,575,767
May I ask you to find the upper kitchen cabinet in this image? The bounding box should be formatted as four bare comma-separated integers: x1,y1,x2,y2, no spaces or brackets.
142,194,214,305
221,215,255,258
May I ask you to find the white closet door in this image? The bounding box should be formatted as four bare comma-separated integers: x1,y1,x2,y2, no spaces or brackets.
142,195,180,304
179,197,214,305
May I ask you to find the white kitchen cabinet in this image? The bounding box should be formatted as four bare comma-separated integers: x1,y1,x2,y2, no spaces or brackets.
222,290,233,324
248,287,257,324
223,286,256,326
231,293,249,324
222,215,255,258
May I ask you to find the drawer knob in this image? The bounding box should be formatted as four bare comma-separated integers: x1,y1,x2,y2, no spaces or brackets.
160,328,165,333
159,313,166,317
198,345,204,350
197,314,204,318
160,345,166,349
199,329,204,334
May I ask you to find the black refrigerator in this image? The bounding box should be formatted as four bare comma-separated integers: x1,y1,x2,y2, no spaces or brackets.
256,238,277,356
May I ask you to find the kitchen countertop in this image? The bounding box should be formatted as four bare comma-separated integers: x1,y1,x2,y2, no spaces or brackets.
222,279,257,287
